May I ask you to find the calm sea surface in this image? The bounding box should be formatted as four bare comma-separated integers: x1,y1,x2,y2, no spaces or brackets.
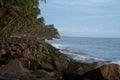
46,36,120,64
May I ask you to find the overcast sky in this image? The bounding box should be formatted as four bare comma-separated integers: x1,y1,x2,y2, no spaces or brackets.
39,0,120,38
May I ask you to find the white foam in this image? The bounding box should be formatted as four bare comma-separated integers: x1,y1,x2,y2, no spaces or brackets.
51,44,106,63
52,38,61,40
51,43,67,49
45,38,60,42
46,39,107,63
111,61,120,65
60,49,105,63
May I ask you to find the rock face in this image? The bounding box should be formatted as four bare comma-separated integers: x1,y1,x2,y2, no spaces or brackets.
100,64,120,80
0,59,30,75
62,61,100,80
0,38,120,80
83,67,105,80
83,64,120,80
65,60,100,75
62,61,120,80
0,38,69,80
37,63,54,71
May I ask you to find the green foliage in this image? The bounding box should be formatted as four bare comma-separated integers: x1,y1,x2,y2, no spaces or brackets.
34,42,59,62
0,0,60,62
0,0,38,37
0,0,59,38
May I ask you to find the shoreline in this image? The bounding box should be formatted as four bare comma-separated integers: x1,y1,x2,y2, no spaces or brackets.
46,37,120,66
0,37,120,80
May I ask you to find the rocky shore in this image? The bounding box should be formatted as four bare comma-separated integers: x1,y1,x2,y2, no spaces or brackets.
0,37,120,80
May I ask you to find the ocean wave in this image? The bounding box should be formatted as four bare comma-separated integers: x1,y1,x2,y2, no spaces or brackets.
46,37,120,65
60,49,105,63
50,43,106,63
50,43,68,49
111,61,120,65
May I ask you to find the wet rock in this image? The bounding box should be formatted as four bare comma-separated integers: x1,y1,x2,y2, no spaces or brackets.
65,61,100,75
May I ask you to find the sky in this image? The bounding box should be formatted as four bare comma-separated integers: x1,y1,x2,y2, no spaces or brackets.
39,0,120,38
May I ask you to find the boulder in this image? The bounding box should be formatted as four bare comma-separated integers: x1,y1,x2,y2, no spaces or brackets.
33,69,55,80
65,61,100,75
101,64,120,80
28,59,37,70
0,59,30,76
37,63,54,71
83,67,105,80
51,61,64,71
62,61,100,80
62,72,82,80
34,69,50,78
83,64,120,80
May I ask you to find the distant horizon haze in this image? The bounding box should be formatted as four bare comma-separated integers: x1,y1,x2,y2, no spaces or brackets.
60,35,120,38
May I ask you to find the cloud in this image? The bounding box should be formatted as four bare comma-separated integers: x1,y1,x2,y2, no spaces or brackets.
58,27,101,34
58,27,120,37
88,0,112,3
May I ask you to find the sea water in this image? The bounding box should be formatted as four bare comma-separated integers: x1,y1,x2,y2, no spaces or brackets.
46,36,120,64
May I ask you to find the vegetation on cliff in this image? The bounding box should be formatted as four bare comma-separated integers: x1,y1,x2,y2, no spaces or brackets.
0,0,59,38
0,0,60,70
